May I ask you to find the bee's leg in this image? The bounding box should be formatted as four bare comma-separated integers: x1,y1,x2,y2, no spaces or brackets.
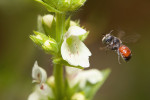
99,45,110,51
99,46,109,54
117,50,121,64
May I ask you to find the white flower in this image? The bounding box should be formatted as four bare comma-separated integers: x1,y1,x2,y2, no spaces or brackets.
32,61,47,87
28,84,54,100
66,67,103,89
61,26,91,68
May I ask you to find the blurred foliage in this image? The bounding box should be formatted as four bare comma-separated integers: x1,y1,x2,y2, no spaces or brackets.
0,0,150,100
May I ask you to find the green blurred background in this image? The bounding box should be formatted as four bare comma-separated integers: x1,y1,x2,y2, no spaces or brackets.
0,0,150,100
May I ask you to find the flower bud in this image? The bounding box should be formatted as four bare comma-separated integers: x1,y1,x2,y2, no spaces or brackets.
36,0,87,12
59,0,87,11
30,31,58,54
42,38,59,54
30,31,49,46
71,93,85,100
42,14,54,28
47,76,55,88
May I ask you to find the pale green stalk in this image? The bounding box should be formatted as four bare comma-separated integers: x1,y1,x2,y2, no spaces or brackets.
53,12,65,100
55,13,65,47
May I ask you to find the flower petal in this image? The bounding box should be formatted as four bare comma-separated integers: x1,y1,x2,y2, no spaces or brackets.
66,67,103,89
28,91,40,100
82,69,103,84
36,84,54,98
65,26,87,38
66,66,82,75
78,69,103,88
61,36,91,68
66,66,82,88
28,84,53,100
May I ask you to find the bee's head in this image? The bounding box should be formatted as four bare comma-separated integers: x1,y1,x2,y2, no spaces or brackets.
102,34,113,45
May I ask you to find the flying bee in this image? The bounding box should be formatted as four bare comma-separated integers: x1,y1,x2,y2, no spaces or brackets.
102,30,132,63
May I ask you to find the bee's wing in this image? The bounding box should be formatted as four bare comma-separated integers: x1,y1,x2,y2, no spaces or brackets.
117,30,141,44
118,30,126,39
121,33,141,44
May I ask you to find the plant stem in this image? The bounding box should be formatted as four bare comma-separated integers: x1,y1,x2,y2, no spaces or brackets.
54,64,64,100
53,12,65,100
56,13,65,47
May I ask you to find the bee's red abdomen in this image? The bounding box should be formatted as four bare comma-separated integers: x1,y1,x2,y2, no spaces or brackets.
119,45,131,61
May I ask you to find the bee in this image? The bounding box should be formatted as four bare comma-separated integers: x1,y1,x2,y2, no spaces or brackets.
102,30,132,63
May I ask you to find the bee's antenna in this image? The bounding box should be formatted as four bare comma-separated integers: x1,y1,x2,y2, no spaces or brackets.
108,30,114,35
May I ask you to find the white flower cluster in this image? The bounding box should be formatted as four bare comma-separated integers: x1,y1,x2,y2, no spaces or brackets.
28,14,110,100
28,61,105,100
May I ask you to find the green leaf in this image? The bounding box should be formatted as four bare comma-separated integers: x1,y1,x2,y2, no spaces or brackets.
83,69,111,100
35,0,62,13
65,16,71,31
48,18,56,39
79,31,89,41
